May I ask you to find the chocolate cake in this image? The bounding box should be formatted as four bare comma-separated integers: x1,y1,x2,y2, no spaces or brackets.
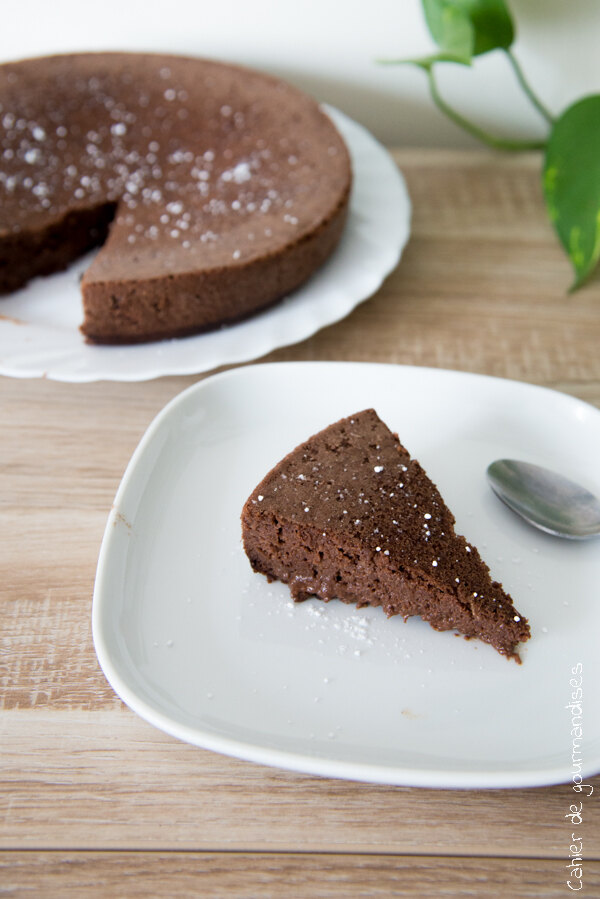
241,410,530,662
0,53,351,343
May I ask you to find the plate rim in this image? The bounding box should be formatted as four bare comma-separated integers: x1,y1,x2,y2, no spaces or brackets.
92,361,600,788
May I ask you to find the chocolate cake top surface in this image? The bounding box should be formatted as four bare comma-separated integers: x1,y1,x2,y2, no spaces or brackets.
0,52,351,281
246,409,529,637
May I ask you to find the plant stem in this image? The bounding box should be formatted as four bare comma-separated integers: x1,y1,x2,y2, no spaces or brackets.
505,48,555,125
426,68,547,151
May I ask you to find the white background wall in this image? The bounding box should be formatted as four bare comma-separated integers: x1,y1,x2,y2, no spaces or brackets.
2,0,600,147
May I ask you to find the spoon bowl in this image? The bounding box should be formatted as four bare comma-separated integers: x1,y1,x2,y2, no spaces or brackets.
486,459,600,540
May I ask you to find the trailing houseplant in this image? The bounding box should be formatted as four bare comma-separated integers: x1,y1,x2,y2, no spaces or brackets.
381,0,600,291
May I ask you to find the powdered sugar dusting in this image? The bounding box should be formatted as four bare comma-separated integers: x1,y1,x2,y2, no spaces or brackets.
0,55,348,273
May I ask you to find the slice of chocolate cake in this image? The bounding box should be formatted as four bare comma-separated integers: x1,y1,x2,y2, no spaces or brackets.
241,409,530,662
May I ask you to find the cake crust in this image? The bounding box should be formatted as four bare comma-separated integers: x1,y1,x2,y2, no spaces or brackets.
0,52,351,343
241,410,531,662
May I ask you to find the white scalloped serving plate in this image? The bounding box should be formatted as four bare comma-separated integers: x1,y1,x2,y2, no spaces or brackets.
0,109,410,382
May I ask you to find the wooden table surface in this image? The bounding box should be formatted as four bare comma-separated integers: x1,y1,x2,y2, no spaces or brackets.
2,149,599,897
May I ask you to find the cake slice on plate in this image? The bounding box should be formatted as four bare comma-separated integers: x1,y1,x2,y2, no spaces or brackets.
241,409,530,662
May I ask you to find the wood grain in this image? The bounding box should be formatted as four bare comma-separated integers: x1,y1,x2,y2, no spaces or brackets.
268,150,600,401
1,149,599,894
3,712,599,856
2,852,599,898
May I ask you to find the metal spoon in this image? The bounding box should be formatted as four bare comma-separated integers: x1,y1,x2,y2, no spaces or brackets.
486,459,600,540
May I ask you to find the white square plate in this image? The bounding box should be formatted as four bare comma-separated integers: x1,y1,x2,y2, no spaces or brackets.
92,362,600,787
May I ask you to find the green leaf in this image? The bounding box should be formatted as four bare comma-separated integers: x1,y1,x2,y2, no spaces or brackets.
422,0,474,60
543,95,600,290
422,0,515,59
379,51,472,70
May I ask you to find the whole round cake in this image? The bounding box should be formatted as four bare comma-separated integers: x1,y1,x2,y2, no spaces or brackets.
0,53,351,343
